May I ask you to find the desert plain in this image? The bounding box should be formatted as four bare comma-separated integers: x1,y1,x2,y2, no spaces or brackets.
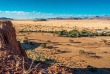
11,20,110,73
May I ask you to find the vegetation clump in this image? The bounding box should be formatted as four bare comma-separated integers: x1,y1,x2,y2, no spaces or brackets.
40,43,46,48
56,49,61,53
23,37,29,44
80,30,89,37
47,40,51,43
19,29,110,38
68,30,80,37
69,39,74,43
79,50,85,54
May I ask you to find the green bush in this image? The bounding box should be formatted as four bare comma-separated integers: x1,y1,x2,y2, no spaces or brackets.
68,30,80,37
80,30,89,37
47,40,51,43
98,33,107,36
79,50,85,54
43,58,48,61
40,43,46,48
107,33,110,36
69,39,74,43
23,37,29,44
88,32,97,36
94,33,98,36
57,30,68,37
56,49,61,53
24,37,28,40
57,31,62,36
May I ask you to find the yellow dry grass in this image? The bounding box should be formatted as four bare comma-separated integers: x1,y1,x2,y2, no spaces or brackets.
11,20,110,32
13,20,110,69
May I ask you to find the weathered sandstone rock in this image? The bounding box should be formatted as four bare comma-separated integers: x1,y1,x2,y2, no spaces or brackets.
0,21,28,59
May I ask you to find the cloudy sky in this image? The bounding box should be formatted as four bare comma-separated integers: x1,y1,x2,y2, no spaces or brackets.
0,0,110,19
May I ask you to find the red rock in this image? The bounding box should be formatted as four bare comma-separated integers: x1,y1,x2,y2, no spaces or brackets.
0,21,28,60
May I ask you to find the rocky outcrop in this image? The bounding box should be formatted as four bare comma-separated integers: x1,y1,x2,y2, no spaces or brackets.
0,21,28,59
0,21,73,74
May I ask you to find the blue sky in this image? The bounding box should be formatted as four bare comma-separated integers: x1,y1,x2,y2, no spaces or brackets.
0,0,110,19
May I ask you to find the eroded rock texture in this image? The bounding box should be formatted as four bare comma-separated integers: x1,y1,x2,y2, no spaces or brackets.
0,21,28,59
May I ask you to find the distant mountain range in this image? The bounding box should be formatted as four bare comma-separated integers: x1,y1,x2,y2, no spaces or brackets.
1,16,110,20
35,16,110,20
0,17,13,20
89,16,110,20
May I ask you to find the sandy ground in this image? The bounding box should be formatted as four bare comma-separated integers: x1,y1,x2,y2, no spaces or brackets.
13,20,110,69
17,32,110,69
11,20,110,32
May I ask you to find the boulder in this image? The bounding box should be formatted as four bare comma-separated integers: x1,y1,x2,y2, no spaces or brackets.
0,21,28,60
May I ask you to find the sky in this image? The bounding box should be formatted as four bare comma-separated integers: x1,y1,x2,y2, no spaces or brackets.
0,0,110,19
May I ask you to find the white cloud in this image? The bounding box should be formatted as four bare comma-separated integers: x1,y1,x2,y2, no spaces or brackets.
0,10,108,19
0,11,30,15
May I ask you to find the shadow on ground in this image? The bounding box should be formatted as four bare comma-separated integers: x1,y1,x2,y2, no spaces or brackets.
48,46,58,49
21,42,46,50
29,57,110,74
71,68,110,74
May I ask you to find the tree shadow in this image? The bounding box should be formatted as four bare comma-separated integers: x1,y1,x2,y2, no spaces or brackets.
29,57,110,74
61,51,71,53
47,46,58,49
21,42,46,50
30,58,56,67
74,41,81,43
72,68,110,74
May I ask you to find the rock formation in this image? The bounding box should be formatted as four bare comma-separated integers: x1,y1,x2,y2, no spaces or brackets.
0,21,73,74
0,21,28,59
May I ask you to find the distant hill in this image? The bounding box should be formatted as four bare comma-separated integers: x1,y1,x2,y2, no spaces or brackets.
34,16,110,20
0,17,13,20
90,16,110,20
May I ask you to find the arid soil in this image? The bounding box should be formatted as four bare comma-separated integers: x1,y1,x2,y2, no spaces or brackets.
11,20,110,73
11,20,110,32
17,32,110,68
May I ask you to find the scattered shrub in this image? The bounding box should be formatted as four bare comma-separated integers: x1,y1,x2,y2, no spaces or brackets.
104,27,108,30
43,58,48,61
57,31,62,36
68,30,80,37
107,33,110,36
56,49,61,53
57,30,68,37
80,30,88,37
23,37,29,44
47,40,51,43
24,37,28,40
79,50,85,54
19,29,110,38
69,39,74,43
40,43,46,48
